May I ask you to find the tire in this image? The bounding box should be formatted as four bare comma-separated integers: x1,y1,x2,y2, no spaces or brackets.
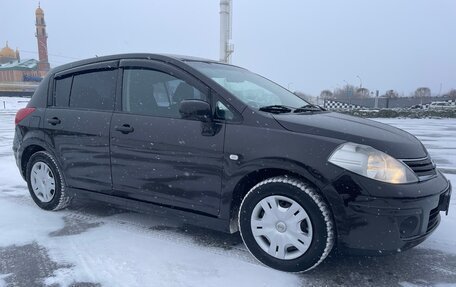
26,151,72,211
238,176,334,272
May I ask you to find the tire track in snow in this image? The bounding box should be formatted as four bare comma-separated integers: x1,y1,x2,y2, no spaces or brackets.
2,193,256,266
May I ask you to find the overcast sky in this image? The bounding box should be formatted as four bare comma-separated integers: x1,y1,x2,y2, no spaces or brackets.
1,0,455,96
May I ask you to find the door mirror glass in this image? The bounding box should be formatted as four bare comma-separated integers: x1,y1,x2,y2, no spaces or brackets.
179,99,212,122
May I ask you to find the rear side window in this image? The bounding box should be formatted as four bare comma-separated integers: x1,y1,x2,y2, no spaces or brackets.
69,70,117,110
54,76,72,107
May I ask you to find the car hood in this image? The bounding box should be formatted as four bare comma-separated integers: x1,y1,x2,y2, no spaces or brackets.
273,112,427,159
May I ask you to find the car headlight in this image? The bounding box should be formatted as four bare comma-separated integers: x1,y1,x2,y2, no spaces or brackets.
328,142,418,184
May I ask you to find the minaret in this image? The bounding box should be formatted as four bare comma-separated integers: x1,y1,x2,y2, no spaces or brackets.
35,3,50,71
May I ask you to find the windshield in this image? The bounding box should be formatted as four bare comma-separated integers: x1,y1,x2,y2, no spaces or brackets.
187,61,309,109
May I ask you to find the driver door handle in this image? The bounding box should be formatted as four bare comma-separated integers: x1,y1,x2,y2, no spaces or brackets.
115,124,134,134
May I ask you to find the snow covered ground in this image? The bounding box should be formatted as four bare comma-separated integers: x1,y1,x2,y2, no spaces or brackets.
0,97,455,287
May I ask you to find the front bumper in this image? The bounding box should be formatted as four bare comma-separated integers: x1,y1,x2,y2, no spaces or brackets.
326,173,452,254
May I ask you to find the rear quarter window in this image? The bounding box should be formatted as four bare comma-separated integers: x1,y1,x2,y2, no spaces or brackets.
54,76,72,107
69,70,117,110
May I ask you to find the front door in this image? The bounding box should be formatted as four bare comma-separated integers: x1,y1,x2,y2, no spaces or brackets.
110,60,224,216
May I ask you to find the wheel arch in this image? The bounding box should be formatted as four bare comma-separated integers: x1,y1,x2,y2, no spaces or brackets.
21,144,46,179
228,167,332,233
19,138,59,181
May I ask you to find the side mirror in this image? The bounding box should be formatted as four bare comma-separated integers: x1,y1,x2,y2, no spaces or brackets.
179,99,212,122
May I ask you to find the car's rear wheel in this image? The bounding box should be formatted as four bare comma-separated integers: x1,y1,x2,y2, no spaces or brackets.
26,151,72,211
239,176,334,272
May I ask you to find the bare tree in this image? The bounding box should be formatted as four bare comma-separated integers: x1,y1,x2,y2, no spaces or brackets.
414,87,431,98
444,89,456,99
382,90,399,98
320,90,334,99
333,85,357,99
356,87,370,98
294,91,314,102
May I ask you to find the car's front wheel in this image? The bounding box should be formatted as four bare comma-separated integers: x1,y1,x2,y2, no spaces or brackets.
239,176,334,272
26,151,72,211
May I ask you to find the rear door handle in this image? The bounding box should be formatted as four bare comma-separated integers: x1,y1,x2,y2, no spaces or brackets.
115,124,134,134
47,117,61,125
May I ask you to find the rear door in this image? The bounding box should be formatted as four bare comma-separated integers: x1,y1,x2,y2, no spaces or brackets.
44,61,118,193
110,59,225,216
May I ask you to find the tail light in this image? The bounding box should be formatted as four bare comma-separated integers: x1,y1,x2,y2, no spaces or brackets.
15,107,36,125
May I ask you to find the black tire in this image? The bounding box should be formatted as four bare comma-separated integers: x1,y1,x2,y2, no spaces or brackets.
26,151,72,211
238,176,334,272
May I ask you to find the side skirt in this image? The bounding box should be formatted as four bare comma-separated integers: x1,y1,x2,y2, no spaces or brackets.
68,187,233,234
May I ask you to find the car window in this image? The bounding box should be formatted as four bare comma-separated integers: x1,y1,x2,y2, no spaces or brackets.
212,78,281,108
153,82,171,107
54,75,72,107
122,68,208,118
215,101,234,120
187,61,308,109
69,70,117,110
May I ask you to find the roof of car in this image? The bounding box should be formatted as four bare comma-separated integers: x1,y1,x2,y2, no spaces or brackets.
50,53,221,74
163,54,217,62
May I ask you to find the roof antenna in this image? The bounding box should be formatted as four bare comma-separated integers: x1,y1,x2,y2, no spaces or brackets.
95,55,98,58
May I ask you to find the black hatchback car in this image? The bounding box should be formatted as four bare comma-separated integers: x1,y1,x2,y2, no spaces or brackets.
13,54,451,272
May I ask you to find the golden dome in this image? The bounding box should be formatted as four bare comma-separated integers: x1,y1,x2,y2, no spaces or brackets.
0,42,16,58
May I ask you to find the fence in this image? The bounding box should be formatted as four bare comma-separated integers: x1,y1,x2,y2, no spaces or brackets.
324,96,455,110
0,91,34,98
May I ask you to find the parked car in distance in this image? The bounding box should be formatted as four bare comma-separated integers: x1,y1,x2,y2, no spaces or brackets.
13,54,452,272
410,104,422,109
428,101,456,109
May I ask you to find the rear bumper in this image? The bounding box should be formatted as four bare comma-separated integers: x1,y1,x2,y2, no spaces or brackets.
327,175,451,254
12,130,22,172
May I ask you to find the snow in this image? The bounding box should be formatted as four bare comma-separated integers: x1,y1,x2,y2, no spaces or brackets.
0,199,297,287
0,199,64,247
0,274,7,287
43,223,298,287
0,96,29,111
0,97,455,286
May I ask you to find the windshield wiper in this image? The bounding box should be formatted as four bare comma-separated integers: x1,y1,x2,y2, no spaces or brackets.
259,105,293,114
293,104,325,113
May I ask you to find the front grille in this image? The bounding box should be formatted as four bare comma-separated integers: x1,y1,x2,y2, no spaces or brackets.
403,157,436,178
427,207,440,232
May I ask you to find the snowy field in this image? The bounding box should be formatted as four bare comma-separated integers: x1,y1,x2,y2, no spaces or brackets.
0,97,455,287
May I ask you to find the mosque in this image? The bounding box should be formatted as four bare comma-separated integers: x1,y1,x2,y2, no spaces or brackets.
0,5,50,85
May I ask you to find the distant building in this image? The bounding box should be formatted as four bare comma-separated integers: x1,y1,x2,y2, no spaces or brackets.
0,4,50,88
0,42,20,64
